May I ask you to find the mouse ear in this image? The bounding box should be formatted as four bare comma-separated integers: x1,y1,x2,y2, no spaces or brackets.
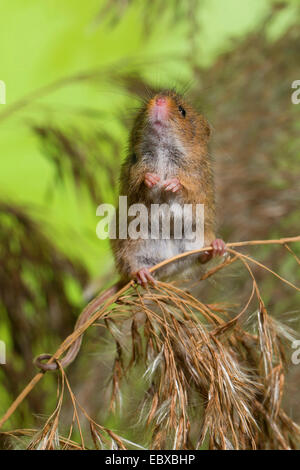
200,116,211,142
204,122,211,140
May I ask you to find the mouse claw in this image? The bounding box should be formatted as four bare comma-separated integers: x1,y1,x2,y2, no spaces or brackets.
134,268,156,286
200,239,227,264
163,178,182,193
145,173,160,189
211,239,227,257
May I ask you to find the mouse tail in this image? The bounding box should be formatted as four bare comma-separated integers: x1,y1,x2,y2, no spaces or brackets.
34,283,121,371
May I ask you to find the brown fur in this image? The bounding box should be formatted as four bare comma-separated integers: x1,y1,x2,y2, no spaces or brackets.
111,90,217,282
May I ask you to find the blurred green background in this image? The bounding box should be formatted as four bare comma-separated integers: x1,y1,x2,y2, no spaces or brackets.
0,0,299,448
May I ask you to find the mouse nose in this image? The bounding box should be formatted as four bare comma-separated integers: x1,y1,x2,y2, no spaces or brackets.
155,97,167,106
149,95,169,122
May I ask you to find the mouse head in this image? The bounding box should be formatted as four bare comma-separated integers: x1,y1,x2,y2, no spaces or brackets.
130,90,211,157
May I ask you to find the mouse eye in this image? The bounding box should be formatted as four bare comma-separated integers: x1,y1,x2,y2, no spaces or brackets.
178,105,186,117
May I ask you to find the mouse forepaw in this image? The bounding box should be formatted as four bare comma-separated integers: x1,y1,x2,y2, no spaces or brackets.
163,177,182,193
144,173,160,189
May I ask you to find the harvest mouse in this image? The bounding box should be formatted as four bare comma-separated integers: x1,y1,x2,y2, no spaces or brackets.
112,89,226,285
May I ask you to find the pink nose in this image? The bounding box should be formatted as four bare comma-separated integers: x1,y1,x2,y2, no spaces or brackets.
155,97,166,106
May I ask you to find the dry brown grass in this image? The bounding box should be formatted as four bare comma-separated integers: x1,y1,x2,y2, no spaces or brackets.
1,237,300,450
